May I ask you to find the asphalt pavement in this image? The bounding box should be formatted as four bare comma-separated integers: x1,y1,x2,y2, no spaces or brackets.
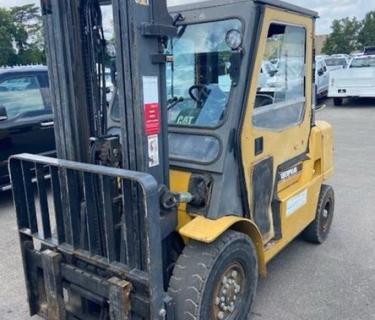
0,98,375,320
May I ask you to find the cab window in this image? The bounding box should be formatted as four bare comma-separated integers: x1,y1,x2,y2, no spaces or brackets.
253,23,306,130
166,19,242,128
0,75,45,121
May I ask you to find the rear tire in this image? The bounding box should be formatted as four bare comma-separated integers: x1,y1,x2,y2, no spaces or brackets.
168,230,258,320
333,98,343,106
302,184,335,244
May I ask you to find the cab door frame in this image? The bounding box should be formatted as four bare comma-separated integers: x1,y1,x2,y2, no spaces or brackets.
240,6,315,243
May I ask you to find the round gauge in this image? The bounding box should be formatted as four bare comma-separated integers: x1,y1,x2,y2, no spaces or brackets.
225,29,242,50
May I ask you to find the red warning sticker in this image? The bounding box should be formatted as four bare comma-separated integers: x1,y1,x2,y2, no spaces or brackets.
143,76,160,135
144,102,160,135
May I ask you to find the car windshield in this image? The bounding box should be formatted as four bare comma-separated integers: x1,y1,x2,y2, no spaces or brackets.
325,58,346,66
350,57,375,68
0,76,45,120
166,19,241,127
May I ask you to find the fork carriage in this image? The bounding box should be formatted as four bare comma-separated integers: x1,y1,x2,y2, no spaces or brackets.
10,154,171,319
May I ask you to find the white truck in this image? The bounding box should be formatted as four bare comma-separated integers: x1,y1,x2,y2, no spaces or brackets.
328,55,375,106
315,57,330,99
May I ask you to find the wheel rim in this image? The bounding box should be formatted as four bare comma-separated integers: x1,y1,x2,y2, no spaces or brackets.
320,198,333,233
212,262,246,320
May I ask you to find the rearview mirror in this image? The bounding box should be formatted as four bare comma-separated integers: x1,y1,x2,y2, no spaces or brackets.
0,105,7,121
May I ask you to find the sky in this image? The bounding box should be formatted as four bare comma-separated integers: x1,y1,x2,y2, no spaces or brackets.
1,0,374,35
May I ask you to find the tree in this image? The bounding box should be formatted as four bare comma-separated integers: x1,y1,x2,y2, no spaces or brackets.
322,17,362,54
0,8,17,66
10,4,45,65
358,11,375,48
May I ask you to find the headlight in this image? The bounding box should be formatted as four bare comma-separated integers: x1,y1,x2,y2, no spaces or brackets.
225,29,242,50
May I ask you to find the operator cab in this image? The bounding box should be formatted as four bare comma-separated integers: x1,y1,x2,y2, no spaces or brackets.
108,0,318,221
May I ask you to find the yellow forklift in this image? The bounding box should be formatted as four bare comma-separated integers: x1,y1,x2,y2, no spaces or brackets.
9,0,334,319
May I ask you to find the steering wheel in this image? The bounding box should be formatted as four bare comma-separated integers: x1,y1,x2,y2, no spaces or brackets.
189,84,210,104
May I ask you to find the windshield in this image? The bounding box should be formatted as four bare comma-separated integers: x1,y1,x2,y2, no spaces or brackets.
325,58,346,67
0,76,46,120
166,19,242,128
350,57,375,68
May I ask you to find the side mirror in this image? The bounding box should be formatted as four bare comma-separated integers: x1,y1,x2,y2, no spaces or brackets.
0,105,7,121
317,69,324,76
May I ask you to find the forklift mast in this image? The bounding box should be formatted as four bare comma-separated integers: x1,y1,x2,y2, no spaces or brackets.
42,0,174,183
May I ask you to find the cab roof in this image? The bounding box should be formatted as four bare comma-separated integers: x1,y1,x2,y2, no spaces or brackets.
169,0,318,18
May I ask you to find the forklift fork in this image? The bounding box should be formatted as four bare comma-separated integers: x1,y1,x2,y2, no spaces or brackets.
9,153,171,320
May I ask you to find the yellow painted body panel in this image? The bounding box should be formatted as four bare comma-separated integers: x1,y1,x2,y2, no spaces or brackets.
179,216,267,276
169,170,193,230
315,120,334,179
277,171,302,192
264,177,322,262
240,7,314,243
264,121,333,262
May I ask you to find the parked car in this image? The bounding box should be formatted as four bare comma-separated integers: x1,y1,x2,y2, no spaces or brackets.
328,55,375,106
0,66,55,191
316,54,329,61
315,57,329,99
257,60,278,89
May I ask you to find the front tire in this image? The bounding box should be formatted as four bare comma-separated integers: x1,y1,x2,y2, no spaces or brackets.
302,184,335,244
169,230,258,320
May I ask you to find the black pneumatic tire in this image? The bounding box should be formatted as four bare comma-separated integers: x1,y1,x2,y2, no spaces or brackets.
168,230,258,320
302,184,335,244
333,98,343,106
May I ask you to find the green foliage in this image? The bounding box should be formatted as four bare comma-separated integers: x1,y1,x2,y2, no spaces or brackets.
323,11,375,55
0,4,45,67
358,11,375,48
0,8,16,66
322,17,362,54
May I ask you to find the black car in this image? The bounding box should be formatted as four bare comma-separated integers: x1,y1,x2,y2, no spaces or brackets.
0,66,55,191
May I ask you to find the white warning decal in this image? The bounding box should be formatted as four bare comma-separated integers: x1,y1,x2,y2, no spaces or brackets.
148,135,159,168
286,189,308,217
